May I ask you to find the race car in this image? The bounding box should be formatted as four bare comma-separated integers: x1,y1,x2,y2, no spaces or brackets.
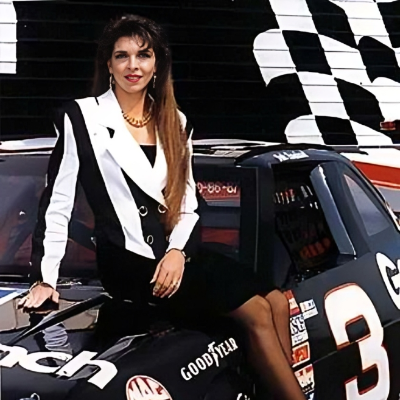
1,138,400,400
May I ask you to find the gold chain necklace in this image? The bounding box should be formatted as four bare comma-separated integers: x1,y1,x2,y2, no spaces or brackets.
122,100,154,128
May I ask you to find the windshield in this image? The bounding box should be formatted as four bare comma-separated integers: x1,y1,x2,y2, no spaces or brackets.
0,154,97,280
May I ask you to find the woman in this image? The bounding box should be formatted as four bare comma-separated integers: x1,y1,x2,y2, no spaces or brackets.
19,15,305,400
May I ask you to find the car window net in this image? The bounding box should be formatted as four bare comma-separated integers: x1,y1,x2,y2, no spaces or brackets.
274,170,340,275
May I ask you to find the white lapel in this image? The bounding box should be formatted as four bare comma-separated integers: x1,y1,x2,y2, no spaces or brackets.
96,89,167,207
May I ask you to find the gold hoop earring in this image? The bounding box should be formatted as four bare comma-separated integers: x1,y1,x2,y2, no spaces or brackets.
109,74,115,90
153,74,156,89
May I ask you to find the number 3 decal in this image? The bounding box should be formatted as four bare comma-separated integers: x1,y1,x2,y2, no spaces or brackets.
325,284,390,400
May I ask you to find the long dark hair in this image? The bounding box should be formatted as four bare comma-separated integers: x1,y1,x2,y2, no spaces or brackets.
92,14,189,232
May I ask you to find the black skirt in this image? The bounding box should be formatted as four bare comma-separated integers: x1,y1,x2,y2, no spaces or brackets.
96,241,275,320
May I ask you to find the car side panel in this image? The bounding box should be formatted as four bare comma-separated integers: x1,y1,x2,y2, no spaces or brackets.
290,252,400,400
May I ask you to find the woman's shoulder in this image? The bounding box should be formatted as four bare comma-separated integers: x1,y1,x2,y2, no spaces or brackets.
56,95,100,121
177,110,194,139
52,96,98,133
177,109,187,127
56,96,97,115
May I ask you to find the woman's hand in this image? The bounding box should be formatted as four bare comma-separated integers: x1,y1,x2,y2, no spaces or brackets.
18,283,59,309
151,249,185,298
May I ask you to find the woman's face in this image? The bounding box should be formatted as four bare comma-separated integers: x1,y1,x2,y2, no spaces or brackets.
107,36,156,95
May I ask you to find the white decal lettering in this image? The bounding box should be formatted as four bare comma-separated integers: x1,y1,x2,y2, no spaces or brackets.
0,345,117,390
188,362,199,376
180,338,239,381
202,353,213,367
19,351,72,374
220,342,229,356
56,351,117,390
325,284,390,400
376,253,400,310
273,150,309,162
208,342,220,367
0,344,28,368
229,338,238,350
214,345,224,358
195,357,206,370
181,368,192,381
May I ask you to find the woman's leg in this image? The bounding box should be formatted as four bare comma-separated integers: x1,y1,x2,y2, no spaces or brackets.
228,295,305,400
265,290,292,364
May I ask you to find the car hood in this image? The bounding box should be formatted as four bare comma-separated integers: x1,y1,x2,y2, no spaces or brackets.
0,285,242,400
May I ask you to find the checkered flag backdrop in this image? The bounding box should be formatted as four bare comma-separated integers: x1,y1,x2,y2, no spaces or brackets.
0,1,17,74
254,0,400,145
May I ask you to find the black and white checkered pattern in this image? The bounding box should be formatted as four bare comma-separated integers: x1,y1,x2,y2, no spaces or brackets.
0,1,17,74
255,0,400,145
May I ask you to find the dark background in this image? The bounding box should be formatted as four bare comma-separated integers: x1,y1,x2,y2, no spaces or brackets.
0,0,275,140
1,0,400,143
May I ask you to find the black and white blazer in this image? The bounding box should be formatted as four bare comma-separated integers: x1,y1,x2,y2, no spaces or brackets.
31,89,199,289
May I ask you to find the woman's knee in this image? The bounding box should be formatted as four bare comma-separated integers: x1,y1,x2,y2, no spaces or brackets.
230,295,274,332
266,290,289,317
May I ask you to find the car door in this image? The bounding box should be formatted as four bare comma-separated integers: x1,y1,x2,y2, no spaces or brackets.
272,159,400,400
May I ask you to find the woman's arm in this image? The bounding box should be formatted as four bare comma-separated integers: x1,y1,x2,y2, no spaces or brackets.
152,131,200,298
29,110,80,290
165,132,200,259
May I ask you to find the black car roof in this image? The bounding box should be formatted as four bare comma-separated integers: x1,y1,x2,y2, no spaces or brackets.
192,139,349,167
0,137,356,169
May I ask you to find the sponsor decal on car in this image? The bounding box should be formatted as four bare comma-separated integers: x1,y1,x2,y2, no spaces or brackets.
295,364,315,396
292,342,311,368
126,376,172,400
284,290,300,316
197,180,240,202
273,150,309,162
285,291,310,348
299,299,318,320
0,344,117,389
376,253,400,310
290,314,308,347
181,338,239,381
